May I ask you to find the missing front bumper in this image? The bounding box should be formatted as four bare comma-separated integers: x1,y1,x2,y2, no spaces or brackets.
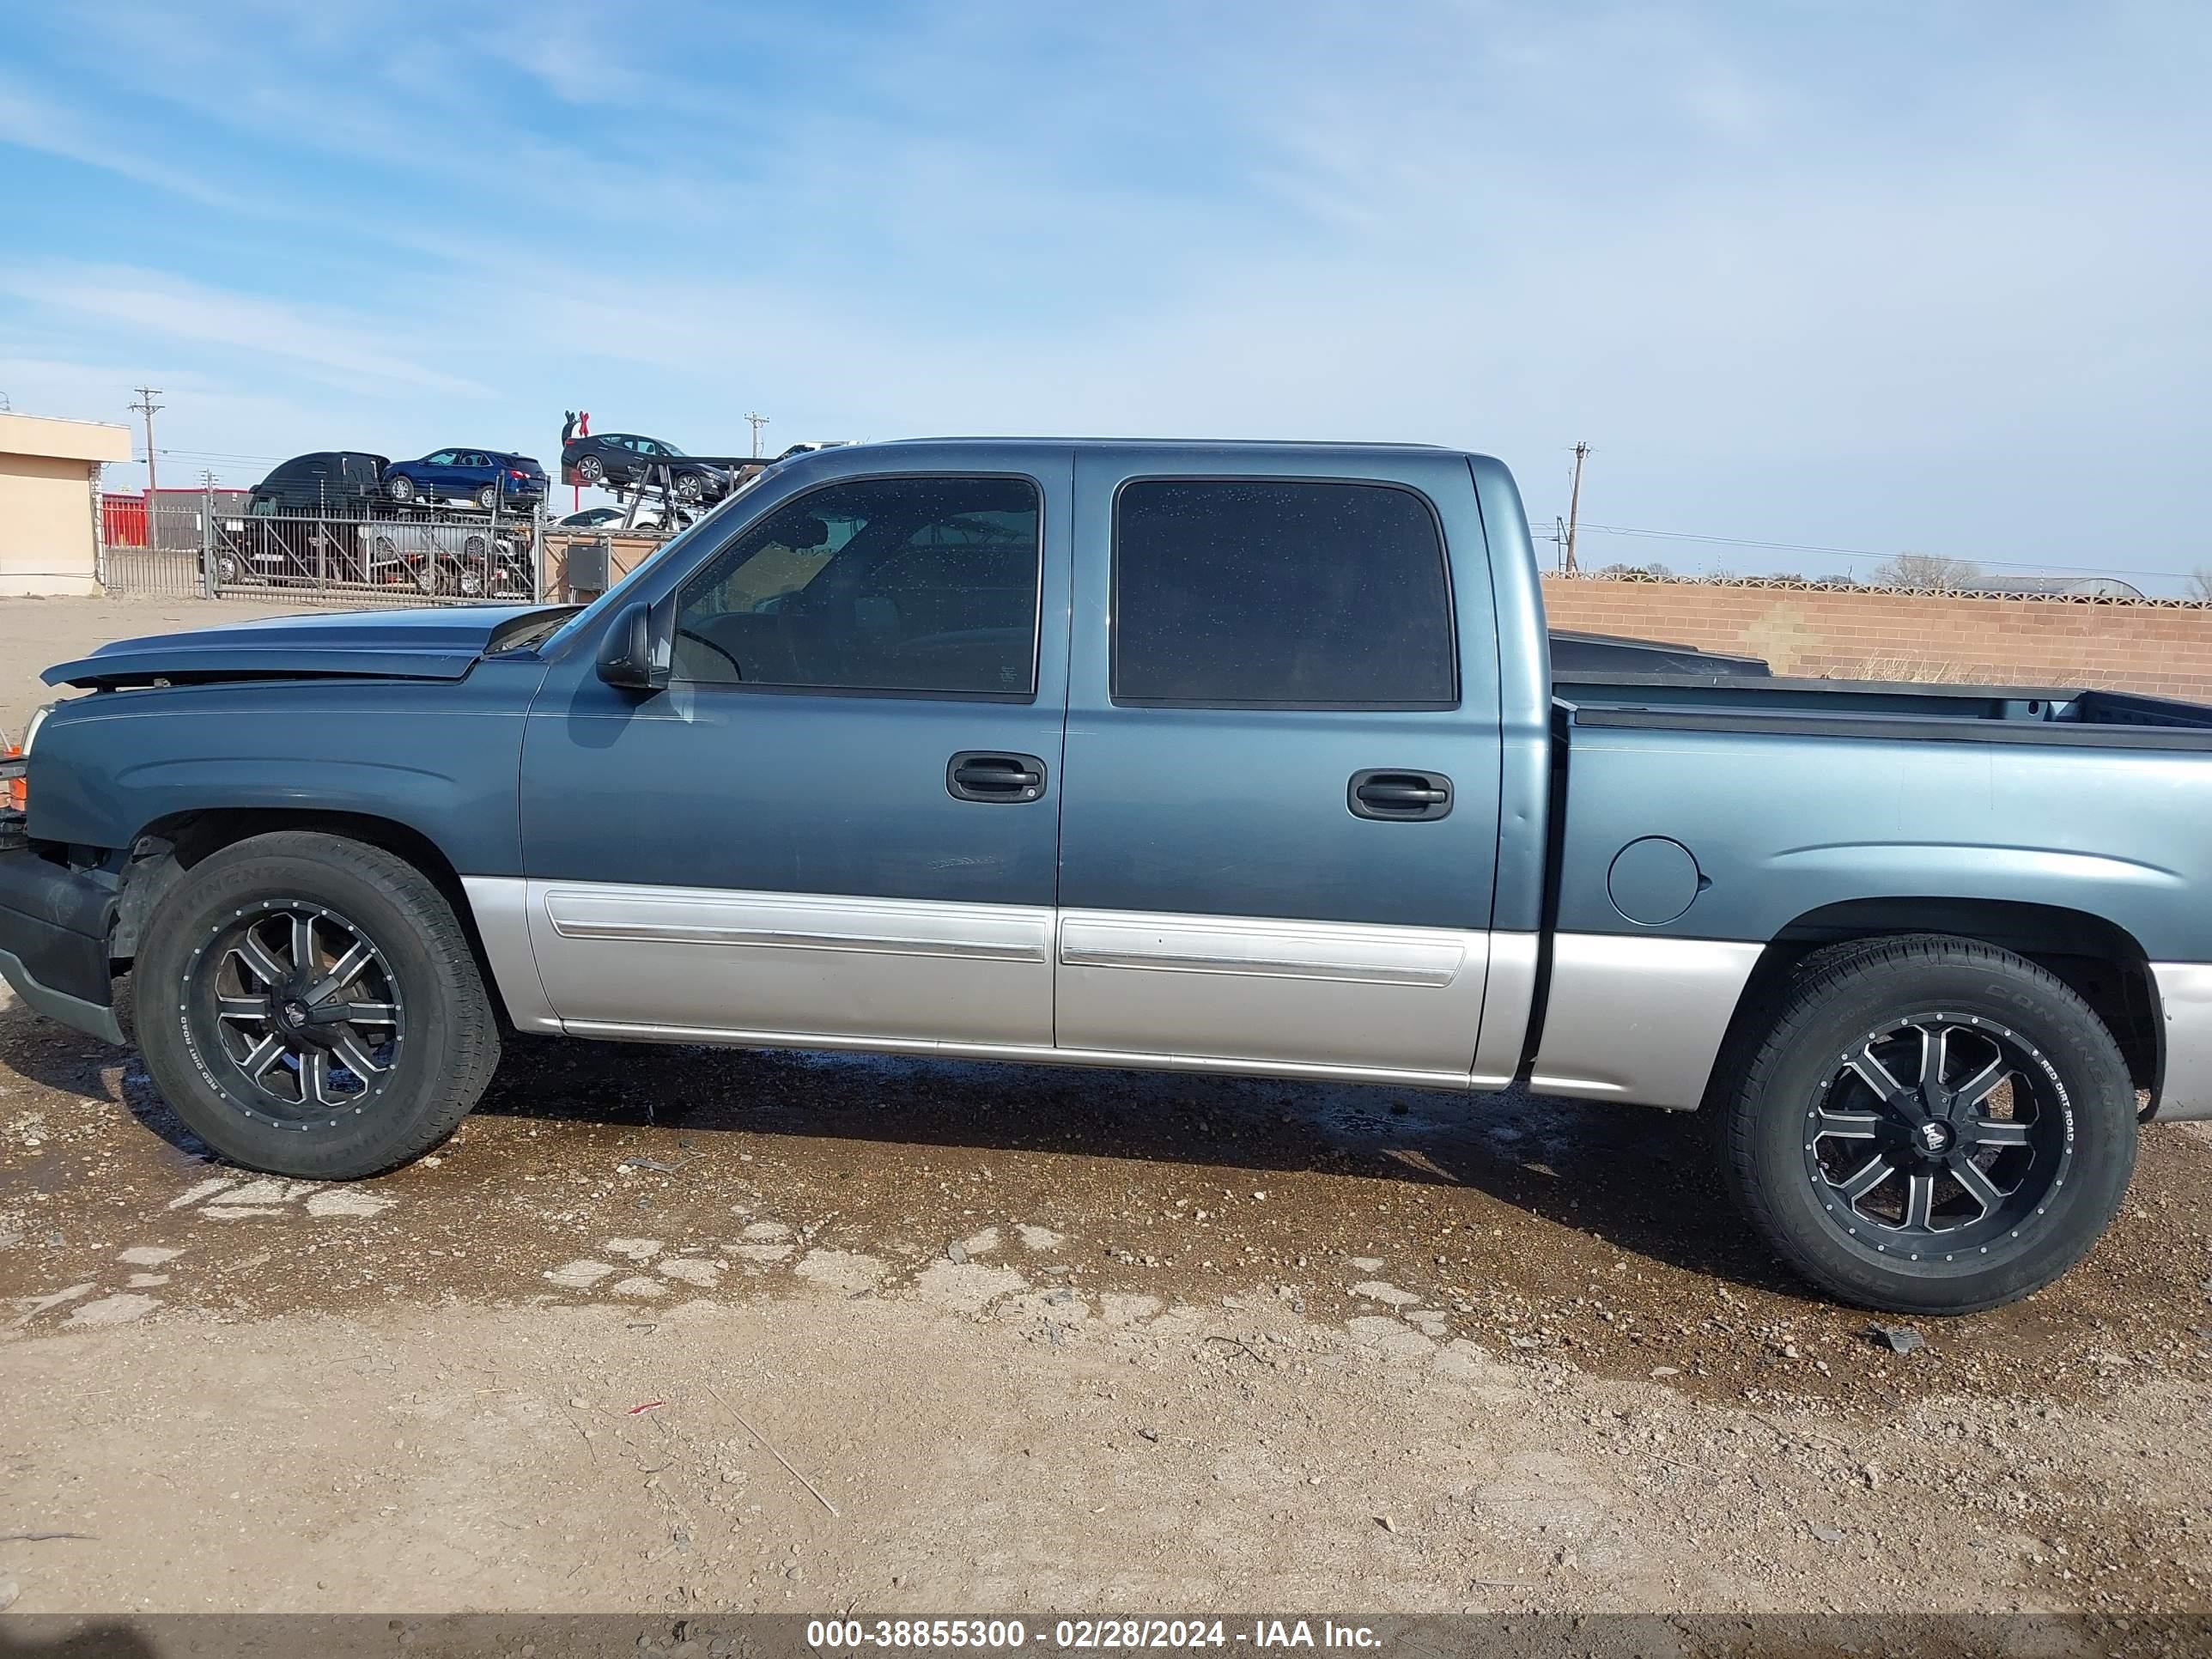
0,846,124,1046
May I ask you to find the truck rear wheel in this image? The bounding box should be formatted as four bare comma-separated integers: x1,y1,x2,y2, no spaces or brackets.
136,831,501,1180
1722,935,2136,1314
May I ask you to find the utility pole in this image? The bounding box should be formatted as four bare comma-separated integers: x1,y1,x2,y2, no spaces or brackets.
1563,441,1589,576
744,411,769,457
129,386,165,550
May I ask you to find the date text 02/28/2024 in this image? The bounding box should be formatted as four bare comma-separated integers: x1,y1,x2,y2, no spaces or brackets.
804,1620,1383,1650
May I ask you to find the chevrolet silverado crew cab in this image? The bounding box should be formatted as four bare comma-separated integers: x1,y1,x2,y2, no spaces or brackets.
5,441,2210,1316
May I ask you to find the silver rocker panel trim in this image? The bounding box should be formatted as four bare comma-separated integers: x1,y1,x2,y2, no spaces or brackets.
1470,930,1539,1091
518,879,1056,1048
558,1019,1482,1091
540,884,1051,963
1056,913,1467,987
1528,933,1765,1110
2150,961,2212,1120
459,875,561,1033
1055,907,1489,1077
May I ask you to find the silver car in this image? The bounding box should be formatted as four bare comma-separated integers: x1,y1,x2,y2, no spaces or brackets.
357,520,532,599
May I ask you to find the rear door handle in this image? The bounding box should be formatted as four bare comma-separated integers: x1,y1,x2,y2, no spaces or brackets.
948,751,1048,804
1349,769,1454,822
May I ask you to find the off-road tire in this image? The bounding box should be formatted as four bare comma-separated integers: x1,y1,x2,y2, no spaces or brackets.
137,831,501,1179
1722,934,2136,1314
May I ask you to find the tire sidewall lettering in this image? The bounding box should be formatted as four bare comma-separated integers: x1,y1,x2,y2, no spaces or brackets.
1733,941,2136,1312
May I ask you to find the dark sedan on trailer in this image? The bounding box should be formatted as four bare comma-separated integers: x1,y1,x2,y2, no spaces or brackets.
561,433,743,503
383,449,548,510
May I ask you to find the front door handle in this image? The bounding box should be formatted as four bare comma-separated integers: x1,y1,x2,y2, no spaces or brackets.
948,751,1048,804
1349,769,1454,822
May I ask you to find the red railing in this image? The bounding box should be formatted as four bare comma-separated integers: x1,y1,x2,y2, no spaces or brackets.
101,494,148,548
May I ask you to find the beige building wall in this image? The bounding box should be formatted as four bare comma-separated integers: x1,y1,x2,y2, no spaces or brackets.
0,413,134,598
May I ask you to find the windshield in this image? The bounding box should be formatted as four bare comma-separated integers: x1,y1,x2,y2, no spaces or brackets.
659,440,688,457
536,479,768,656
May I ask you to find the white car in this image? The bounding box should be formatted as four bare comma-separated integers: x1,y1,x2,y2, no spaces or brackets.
558,505,667,532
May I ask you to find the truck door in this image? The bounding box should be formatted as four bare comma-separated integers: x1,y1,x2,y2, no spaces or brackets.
1054,449,1503,1083
512,456,1071,1051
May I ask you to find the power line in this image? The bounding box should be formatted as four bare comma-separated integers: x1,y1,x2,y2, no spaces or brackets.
1579,522,1904,561
155,446,283,464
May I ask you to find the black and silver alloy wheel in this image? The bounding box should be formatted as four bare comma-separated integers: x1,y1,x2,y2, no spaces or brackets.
1722,934,2136,1314
1805,1014,2069,1261
138,831,501,1178
184,901,404,1128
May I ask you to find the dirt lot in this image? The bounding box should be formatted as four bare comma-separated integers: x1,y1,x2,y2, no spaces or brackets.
3,597,2211,1624
0,594,378,738
7,991,2212,1621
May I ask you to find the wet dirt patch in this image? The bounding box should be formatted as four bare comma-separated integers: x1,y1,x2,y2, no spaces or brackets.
7,1015,2212,1424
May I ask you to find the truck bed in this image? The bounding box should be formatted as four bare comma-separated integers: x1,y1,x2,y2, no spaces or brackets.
1553,672,2212,750
1538,666,2212,1113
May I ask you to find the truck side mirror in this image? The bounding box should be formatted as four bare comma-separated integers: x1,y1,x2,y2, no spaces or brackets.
597,600,670,692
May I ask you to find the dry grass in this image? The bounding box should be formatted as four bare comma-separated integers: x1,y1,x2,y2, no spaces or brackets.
1822,655,1979,684
1819,654,2114,690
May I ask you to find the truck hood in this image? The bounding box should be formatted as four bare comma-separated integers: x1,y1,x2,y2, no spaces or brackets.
42,604,578,690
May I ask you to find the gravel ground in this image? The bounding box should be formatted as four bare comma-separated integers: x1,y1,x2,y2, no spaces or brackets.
3,987,2211,1619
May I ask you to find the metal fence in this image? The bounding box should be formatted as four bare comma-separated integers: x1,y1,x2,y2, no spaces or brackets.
99,490,544,605
100,496,222,599
1549,567,2212,609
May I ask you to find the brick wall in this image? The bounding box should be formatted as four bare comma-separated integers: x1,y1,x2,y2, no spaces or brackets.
1540,577,2212,701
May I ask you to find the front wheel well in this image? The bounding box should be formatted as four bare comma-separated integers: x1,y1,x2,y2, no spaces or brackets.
1707,897,2160,1109
112,808,513,1030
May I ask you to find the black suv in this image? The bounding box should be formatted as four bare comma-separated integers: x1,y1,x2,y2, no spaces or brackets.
248,452,389,514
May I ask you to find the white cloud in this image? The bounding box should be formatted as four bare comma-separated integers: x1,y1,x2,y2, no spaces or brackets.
0,70,240,211
0,265,491,398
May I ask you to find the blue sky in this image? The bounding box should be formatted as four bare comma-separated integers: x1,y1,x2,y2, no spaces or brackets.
3,1,2207,587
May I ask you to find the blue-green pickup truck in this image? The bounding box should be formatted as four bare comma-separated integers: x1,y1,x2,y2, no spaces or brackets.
3,439,2209,1315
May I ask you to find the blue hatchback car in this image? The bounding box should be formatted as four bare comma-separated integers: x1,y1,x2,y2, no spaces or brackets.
383,448,547,510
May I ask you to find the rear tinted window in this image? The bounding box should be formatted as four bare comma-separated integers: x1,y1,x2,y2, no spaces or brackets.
1111,479,1456,707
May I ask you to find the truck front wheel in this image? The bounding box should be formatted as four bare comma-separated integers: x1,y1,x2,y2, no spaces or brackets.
1723,934,2136,1314
136,831,502,1180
